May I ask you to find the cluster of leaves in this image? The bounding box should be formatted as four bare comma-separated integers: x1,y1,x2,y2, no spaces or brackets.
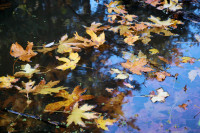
0,0,199,132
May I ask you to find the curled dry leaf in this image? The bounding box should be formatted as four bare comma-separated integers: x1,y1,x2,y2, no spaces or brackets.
10,42,37,62
150,88,169,103
14,64,40,79
44,85,94,112
67,102,98,127
95,116,117,130
0,75,18,88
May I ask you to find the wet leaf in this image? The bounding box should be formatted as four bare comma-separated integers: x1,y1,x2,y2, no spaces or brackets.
0,75,18,88
14,64,40,79
155,71,171,81
10,42,37,62
124,36,139,45
149,48,159,54
67,102,98,127
145,0,160,7
121,58,153,75
179,103,188,110
32,79,66,95
56,52,80,70
95,116,117,130
150,88,169,103
157,0,182,11
181,57,195,64
123,82,134,88
110,68,129,79
44,86,94,112
37,44,57,54
195,34,200,42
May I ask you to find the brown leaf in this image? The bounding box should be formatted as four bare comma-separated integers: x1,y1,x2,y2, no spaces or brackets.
179,103,188,110
10,42,37,62
155,71,171,81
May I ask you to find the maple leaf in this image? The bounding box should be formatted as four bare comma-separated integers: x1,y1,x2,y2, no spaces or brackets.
95,116,117,130
124,36,139,46
150,88,169,103
110,68,129,79
0,75,18,88
181,57,195,64
56,52,80,70
132,22,148,31
37,44,57,54
155,71,171,81
121,58,153,75
195,34,200,42
67,102,98,127
15,80,36,98
157,0,182,11
105,1,127,14
44,86,94,112
149,48,159,54
145,0,160,7
84,22,110,32
14,64,40,79
10,42,37,62
32,79,66,95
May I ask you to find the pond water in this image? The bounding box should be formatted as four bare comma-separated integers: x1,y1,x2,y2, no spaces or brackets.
0,0,200,132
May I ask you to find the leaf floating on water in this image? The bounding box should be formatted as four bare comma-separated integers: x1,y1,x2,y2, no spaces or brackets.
123,82,134,88
95,116,117,130
150,88,169,103
0,75,19,88
10,42,37,62
44,86,94,113
149,48,159,54
14,64,40,79
67,102,98,127
195,34,200,42
121,58,153,75
110,68,129,79
155,71,171,81
179,103,188,110
56,52,80,70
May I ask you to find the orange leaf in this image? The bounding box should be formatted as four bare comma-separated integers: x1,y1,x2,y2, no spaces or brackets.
121,58,153,75
155,71,171,81
10,42,37,62
178,103,188,110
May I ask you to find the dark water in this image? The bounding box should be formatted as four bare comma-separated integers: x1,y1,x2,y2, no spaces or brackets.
0,0,200,132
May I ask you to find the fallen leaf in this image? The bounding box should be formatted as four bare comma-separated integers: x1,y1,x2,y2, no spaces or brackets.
150,88,169,103
95,116,117,130
145,0,160,7
124,36,139,45
0,75,18,88
10,42,37,62
33,79,66,95
56,52,80,70
183,85,187,92
105,88,114,93
110,68,129,79
14,64,40,79
121,58,153,75
149,48,159,54
37,45,57,54
67,102,98,127
178,103,188,110
123,82,134,88
44,86,94,112
157,0,182,11
181,57,195,64
195,34,200,42
155,71,171,81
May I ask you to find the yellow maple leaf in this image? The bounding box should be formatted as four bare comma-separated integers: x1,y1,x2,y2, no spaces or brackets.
56,52,80,70
44,86,94,113
95,116,117,130
67,102,98,127
14,64,40,79
32,79,66,95
86,30,105,48
124,36,139,45
157,0,182,11
0,75,18,88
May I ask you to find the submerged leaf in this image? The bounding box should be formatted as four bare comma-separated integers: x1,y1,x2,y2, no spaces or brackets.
95,116,117,130
0,75,18,88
